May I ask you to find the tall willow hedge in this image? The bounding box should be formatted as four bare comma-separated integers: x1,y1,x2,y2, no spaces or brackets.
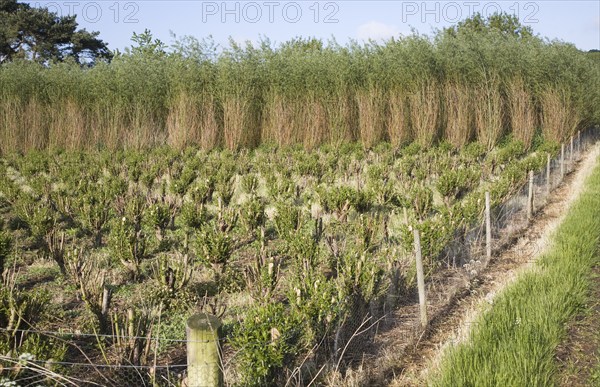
1,15,598,153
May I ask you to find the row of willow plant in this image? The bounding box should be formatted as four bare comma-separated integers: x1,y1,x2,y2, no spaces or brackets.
0,14,598,154
0,133,563,384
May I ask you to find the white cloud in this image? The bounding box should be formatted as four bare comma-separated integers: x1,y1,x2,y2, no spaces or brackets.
357,21,402,42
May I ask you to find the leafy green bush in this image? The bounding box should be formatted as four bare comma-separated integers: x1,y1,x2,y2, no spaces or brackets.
108,215,147,280
0,231,11,276
230,303,300,386
273,201,303,241
318,186,371,218
179,201,208,229
400,185,434,220
238,196,266,236
436,167,481,204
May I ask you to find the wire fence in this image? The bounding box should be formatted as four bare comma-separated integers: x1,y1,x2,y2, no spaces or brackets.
1,128,599,387
0,325,188,386
320,127,600,379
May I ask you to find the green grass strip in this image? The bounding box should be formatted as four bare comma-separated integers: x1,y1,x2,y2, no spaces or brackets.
430,156,600,387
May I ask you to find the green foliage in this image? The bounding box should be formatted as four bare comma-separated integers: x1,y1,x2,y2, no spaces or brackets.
13,192,56,243
0,231,12,275
146,201,172,237
238,196,266,236
398,216,453,264
240,173,260,195
230,303,300,386
189,178,214,205
179,201,208,229
0,285,66,362
286,260,339,347
318,186,371,217
245,236,281,303
196,225,232,268
335,250,386,303
73,182,112,245
401,185,434,220
273,201,302,241
436,167,481,204
108,214,146,280
492,138,526,166
194,212,238,289
0,0,111,64
461,142,486,162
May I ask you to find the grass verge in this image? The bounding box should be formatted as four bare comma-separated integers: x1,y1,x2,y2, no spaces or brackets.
429,155,600,386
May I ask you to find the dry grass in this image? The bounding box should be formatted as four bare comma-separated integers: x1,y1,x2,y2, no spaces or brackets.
507,77,536,149
166,92,202,149
263,94,312,147
199,95,221,150
474,78,504,150
23,98,48,151
326,94,357,144
124,106,164,150
356,88,387,148
0,80,585,154
302,99,328,150
89,103,125,150
409,82,440,147
540,87,580,143
263,94,329,148
48,99,87,150
387,91,410,147
166,93,221,150
443,82,472,148
223,96,260,150
0,99,25,153
3,98,48,152
262,94,288,146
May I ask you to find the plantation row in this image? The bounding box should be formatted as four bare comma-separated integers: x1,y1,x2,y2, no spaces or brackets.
0,137,557,384
0,14,598,154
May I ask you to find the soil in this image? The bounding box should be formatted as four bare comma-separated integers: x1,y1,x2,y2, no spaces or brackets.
554,265,600,386
350,143,600,387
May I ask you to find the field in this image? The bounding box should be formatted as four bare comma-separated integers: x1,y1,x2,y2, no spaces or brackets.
0,130,580,386
1,13,600,387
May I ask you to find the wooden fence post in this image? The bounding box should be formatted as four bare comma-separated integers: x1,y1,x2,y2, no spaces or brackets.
186,313,223,387
101,285,111,316
570,136,574,170
413,229,427,328
546,153,551,195
527,171,534,220
561,144,565,179
485,191,491,261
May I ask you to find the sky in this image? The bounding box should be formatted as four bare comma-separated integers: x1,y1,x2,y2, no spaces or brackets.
27,1,600,52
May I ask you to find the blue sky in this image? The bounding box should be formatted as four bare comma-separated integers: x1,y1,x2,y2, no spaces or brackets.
28,1,600,51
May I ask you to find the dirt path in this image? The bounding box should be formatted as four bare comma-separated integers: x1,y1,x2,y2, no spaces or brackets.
349,142,600,387
385,142,600,386
555,265,600,386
